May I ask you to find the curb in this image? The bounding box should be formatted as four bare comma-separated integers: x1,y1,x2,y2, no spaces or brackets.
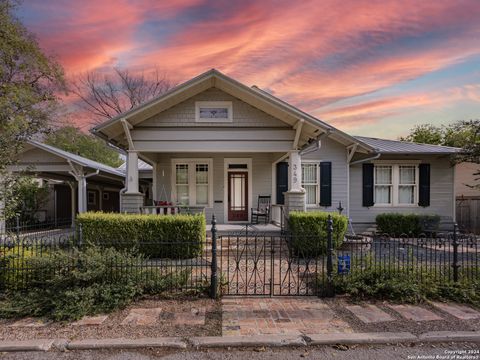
0,331,478,352
0,339,55,352
189,335,306,348
66,337,187,350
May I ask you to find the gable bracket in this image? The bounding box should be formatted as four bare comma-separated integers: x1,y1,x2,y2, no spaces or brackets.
292,118,305,150
121,118,135,150
347,143,358,163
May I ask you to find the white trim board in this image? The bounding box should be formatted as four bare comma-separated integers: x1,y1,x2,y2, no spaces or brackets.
223,158,253,224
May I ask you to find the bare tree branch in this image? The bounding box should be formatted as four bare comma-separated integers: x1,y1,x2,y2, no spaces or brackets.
69,67,174,124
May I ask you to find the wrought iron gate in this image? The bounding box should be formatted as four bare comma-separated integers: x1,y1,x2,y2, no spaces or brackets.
218,233,328,296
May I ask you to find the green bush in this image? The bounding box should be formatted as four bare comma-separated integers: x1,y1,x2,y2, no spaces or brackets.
376,213,440,236
331,259,480,306
77,212,206,259
288,211,348,256
0,247,190,321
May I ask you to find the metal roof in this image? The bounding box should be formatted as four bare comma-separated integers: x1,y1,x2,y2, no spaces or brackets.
354,136,461,154
117,159,152,171
27,140,125,177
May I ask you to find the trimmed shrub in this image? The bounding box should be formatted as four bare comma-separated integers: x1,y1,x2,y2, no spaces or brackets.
376,213,441,236
288,211,348,256
0,247,190,321
77,212,206,259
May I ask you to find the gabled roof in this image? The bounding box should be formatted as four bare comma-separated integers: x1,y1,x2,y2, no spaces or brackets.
354,136,461,154
91,69,374,153
117,159,152,171
26,140,125,177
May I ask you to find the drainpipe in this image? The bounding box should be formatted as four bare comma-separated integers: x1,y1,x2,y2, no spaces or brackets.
349,152,381,166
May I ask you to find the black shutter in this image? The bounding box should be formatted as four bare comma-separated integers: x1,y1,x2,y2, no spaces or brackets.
276,162,288,205
418,163,431,207
319,162,332,207
362,163,374,207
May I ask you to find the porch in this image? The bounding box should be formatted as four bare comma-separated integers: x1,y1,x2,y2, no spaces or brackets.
123,151,304,224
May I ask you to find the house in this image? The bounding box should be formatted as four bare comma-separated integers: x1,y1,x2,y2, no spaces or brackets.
2,140,126,228
88,69,459,227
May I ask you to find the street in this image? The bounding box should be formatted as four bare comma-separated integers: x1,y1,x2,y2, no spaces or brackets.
1,343,479,360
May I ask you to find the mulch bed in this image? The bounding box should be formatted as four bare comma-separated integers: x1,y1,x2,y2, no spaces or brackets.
0,296,221,341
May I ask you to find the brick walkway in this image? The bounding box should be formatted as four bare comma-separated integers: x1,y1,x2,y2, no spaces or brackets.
222,298,352,336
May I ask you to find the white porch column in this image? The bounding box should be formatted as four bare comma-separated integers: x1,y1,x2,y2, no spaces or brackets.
126,150,139,194
77,175,87,213
285,150,306,216
288,150,303,192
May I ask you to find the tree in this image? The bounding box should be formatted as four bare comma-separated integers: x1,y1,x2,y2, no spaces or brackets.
8,176,49,224
45,125,122,167
0,0,64,223
401,120,480,189
399,121,477,148
0,0,64,172
399,124,443,145
70,67,173,124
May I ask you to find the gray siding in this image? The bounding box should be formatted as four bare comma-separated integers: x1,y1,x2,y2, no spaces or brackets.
349,155,455,226
139,88,289,128
154,152,279,223
301,137,349,214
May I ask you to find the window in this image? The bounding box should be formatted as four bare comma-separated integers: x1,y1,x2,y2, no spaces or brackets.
301,163,319,205
195,101,232,122
172,159,213,206
102,192,110,201
374,166,392,204
87,191,96,205
374,164,418,206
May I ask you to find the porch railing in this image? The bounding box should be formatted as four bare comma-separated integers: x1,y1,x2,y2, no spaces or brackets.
140,205,205,216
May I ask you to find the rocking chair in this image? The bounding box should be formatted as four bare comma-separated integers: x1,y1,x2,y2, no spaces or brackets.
251,195,271,224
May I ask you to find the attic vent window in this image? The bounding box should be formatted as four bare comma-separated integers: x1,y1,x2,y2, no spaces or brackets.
195,101,232,122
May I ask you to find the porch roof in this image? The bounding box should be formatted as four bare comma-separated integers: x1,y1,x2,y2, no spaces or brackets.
91,69,374,154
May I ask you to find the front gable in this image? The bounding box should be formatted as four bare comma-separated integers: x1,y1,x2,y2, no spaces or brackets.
139,88,290,128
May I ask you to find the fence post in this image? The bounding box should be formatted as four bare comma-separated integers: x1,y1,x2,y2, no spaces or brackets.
452,223,459,282
326,215,335,297
15,215,20,239
210,214,218,299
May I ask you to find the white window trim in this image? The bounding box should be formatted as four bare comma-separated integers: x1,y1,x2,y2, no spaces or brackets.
301,161,320,207
373,163,420,207
195,101,233,122
87,190,96,205
224,158,252,224
171,158,213,207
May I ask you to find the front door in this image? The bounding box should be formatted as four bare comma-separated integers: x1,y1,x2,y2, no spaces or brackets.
228,172,248,221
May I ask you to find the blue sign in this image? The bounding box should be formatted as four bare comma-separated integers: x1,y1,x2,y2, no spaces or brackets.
338,255,351,274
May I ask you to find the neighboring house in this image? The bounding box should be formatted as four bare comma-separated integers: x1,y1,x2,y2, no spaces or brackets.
2,140,126,228
88,69,459,227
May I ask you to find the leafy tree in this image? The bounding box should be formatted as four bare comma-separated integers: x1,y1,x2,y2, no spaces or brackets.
45,125,122,167
401,120,480,189
399,124,444,145
70,67,173,124
0,0,64,223
7,176,49,224
0,0,64,172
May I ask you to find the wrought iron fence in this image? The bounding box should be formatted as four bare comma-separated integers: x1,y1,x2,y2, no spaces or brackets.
0,216,478,299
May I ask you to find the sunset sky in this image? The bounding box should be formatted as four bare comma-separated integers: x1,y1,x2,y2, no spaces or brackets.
17,0,480,138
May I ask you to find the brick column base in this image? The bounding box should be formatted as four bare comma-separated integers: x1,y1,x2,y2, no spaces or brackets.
121,193,144,214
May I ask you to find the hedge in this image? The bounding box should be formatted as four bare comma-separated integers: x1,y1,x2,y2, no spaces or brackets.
375,213,440,236
288,211,348,256
76,212,206,259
